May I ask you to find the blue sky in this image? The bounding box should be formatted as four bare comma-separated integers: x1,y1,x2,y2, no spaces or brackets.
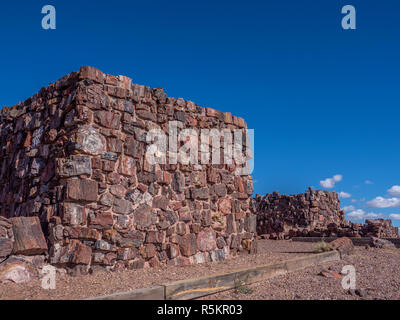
0,1,399,226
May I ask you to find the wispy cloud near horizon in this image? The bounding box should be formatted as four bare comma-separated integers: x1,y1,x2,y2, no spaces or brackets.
320,174,342,189
338,191,351,199
366,197,400,209
347,209,382,221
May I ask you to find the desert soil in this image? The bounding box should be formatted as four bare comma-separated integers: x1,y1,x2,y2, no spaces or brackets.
1,240,398,300
200,245,400,300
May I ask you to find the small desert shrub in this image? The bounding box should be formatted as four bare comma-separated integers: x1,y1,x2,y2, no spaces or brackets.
313,241,332,253
234,276,254,294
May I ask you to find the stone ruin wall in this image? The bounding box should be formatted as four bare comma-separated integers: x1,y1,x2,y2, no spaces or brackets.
254,188,399,239
351,219,399,239
0,66,257,272
254,188,344,239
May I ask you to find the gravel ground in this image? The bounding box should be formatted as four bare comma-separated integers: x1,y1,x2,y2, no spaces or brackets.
200,246,400,300
0,240,315,300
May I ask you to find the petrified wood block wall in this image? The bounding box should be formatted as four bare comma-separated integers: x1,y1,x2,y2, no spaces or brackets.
0,66,256,270
353,219,399,239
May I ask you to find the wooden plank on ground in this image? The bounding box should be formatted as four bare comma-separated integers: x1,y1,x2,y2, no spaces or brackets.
87,285,165,300
164,271,238,300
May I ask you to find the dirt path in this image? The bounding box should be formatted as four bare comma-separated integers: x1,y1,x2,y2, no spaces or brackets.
200,246,400,300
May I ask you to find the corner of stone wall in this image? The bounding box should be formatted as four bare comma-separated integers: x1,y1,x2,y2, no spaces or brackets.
14,66,258,271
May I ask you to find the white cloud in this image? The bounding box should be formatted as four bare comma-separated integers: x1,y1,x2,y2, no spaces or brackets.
389,214,400,220
366,197,400,209
320,174,342,189
338,192,351,199
347,209,382,220
365,180,374,185
347,209,365,220
343,205,355,212
388,185,400,197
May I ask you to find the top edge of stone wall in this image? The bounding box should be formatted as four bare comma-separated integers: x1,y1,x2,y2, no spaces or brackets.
0,66,248,129
254,188,339,199
0,71,80,115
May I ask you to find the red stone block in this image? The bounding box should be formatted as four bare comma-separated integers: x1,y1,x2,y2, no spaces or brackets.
218,198,232,214
119,156,135,176
89,212,113,228
197,230,217,252
66,178,98,202
71,241,92,265
94,111,121,129
179,233,197,257
11,217,48,255
0,239,13,258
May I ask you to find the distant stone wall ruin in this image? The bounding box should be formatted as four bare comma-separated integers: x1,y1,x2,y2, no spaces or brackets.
254,188,399,239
